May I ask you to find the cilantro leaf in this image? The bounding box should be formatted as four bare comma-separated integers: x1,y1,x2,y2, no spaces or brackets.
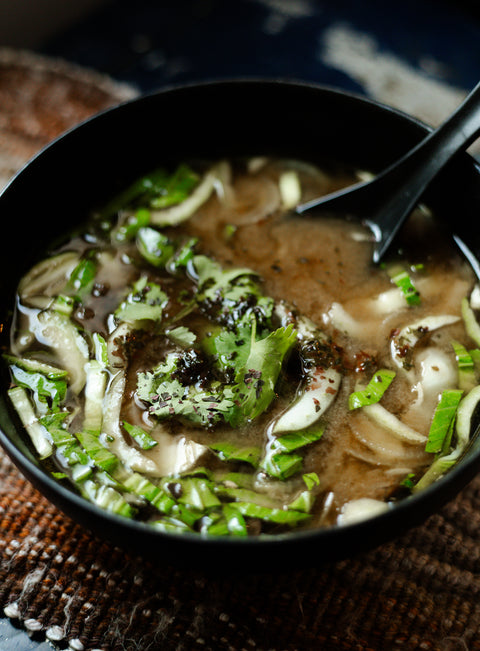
192,255,274,328
115,276,168,324
137,353,235,427
210,324,254,375
227,324,297,427
137,324,296,429
165,325,197,347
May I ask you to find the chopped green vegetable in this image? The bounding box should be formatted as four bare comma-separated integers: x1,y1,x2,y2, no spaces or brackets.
271,427,325,453
76,429,119,473
149,163,199,209
81,480,135,518
215,484,283,509
93,332,109,366
453,384,480,450
122,421,158,450
387,264,421,306
233,502,310,525
119,471,175,513
260,427,324,480
461,296,480,347
469,348,480,372
349,369,396,410
136,227,176,268
401,473,416,490
167,237,198,273
413,384,480,493
83,360,107,434
219,504,248,536
202,504,248,537
41,413,92,473
9,365,67,410
209,441,261,465
66,257,97,300
152,516,194,534
425,389,463,454
173,476,222,510
223,224,237,241
51,471,68,480
260,450,303,480
285,473,321,513
302,472,321,491
50,294,75,316
288,490,315,513
451,340,477,392
8,386,53,459
113,208,151,242
99,164,199,222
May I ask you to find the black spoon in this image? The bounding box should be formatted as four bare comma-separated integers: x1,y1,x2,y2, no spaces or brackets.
297,81,480,264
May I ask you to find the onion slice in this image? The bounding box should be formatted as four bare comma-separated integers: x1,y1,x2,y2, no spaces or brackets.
31,310,90,394
363,403,426,444
337,498,390,525
18,251,79,301
272,366,340,434
390,315,460,377
149,164,223,227
272,305,342,433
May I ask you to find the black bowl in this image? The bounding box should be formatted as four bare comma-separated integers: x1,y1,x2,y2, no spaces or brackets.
1,79,480,570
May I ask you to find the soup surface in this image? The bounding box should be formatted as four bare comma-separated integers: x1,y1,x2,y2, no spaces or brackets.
5,157,480,536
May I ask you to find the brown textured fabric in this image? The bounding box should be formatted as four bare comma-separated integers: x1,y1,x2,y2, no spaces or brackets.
2,48,480,651
0,47,137,189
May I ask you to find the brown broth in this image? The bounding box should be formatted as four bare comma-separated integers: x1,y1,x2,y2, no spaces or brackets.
8,157,477,534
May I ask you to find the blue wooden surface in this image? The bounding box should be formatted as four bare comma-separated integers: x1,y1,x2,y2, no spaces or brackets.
40,0,480,94
1,1,479,648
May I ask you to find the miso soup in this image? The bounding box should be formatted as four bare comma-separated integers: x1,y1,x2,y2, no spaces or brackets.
6,158,480,536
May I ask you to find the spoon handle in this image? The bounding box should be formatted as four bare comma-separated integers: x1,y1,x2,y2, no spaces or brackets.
298,80,480,263
371,80,480,261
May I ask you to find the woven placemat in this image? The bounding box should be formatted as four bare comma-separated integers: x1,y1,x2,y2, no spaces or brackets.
3,450,480,651
2,47,480,651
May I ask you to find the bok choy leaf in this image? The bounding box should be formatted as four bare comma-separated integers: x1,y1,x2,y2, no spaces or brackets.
348,369,396,410
425,389,463,454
